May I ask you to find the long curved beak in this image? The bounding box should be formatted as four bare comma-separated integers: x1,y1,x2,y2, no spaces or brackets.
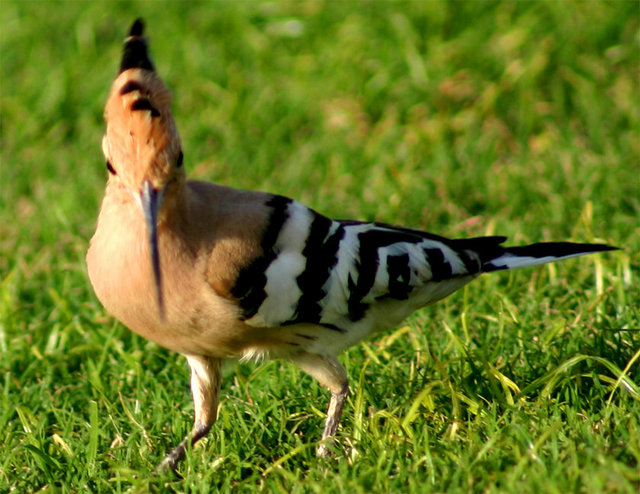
141,180,165,319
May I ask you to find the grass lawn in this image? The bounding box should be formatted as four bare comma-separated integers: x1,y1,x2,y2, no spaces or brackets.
1,1,638,492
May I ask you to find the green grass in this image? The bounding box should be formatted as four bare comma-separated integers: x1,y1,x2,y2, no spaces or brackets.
1,1,639,492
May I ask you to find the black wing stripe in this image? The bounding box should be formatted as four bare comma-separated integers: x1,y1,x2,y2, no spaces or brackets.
293,215,341,324
386,253,412,300
423,247,453,281
231,195,292,319
346,228,424,321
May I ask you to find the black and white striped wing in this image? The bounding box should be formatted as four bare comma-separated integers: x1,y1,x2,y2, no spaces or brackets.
231,197,487,332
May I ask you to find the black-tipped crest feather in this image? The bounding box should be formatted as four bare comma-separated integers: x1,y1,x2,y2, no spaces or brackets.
119,18,155,74
129,18,145,37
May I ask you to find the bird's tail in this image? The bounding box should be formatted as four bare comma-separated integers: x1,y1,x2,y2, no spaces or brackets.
482,241,617,272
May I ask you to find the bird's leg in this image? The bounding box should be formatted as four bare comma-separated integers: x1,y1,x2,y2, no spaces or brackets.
318,382,349,457
157,355,221,474
289,353,349,457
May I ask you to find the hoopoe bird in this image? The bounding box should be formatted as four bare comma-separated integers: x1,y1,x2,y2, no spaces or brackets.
87,19,616,472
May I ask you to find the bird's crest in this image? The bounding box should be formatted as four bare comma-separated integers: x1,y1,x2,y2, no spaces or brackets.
102,18,182,190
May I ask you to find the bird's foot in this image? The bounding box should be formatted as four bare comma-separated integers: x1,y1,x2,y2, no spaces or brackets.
155,439,189,477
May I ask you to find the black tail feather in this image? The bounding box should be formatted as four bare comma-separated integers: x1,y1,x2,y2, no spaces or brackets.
505,242,617,259
451,236,508,264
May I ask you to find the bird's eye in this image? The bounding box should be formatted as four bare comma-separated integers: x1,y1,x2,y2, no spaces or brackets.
176,151,184,168
106,160,117,175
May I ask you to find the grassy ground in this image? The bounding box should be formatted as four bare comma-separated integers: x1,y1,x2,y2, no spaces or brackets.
1,1,639,492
